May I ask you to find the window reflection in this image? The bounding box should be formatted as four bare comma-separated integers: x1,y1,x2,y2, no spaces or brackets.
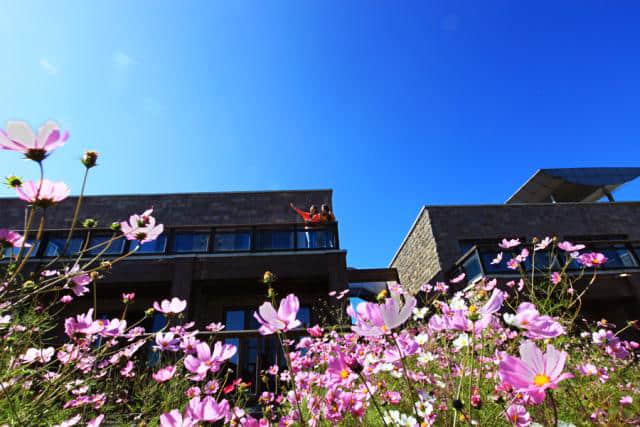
44,236,84,257
131,235,167,254
256,230,294,250
88,235,124,255
173,232,209,253
214,231,251,252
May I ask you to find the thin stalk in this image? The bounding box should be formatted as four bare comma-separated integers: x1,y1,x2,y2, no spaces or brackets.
390,334,420,421
356,370,389,427
548,390,558,427
9,213,45,281
61,167,89,256
276,332,306,426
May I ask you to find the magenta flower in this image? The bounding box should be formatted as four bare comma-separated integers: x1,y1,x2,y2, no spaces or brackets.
557,241,585,252
254,293,302,335
0,120,68,161
205,322,225,332
64,309,104,338
160,410,196,427
499,341,573,404
121,208,164,244
184,341,237,376
620,395,633,406
15,179,70,208
499,238,521,249
153,297,187,315
503,302,565,339
154,332,180,352
19,347,55,364
534,236,552,251
577,252,608,267
551,272,561,285
450,272,465,283
66,266,92,296
87,415,104,427
505,404,531,426
185,396,230,422
0,229,30,249
152,365,176,383
351,294,416,336
122,292,135,303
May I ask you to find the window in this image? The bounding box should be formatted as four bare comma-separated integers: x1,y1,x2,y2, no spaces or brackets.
213,231,251,252
173,231,209,253
462,251,483,284
297,228,337,249
596,245,638,269
255,229,294,250
3,240,40,257
88,234,125,255
131,235,167,254
44,236,84,257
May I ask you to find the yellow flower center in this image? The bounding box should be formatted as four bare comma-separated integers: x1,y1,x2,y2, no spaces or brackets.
468,305,477,314
340,369,349,379
533,374,550,387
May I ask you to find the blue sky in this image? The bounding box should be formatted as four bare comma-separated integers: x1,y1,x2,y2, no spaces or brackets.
1,1,639,268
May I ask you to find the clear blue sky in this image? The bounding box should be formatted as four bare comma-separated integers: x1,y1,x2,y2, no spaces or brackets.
1,1,639,268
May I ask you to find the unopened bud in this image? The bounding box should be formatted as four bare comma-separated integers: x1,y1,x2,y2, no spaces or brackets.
5,175,23,188
263,271,276,285
376,289,388,302
82,218,98,228
90,271,100,280
100,261,112,270
110,222,121,232
82,151,99,169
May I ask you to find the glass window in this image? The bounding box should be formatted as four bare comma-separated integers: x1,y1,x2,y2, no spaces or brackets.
480,250,509,274
462,251,483,284
88,235,124,255
598,245,638,269
3,240,40,257
44,236,84,257
256,230,294,250
297,229,336,249
131,235,167,254
173,232,209,253
213,231,251,252
299,307,311,327
225,310,245,331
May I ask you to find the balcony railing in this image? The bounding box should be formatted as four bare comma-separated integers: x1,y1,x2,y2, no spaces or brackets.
448,240,640,286
3,222,340,260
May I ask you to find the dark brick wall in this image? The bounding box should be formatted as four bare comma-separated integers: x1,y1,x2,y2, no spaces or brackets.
393,201,640,291
0,189,332,229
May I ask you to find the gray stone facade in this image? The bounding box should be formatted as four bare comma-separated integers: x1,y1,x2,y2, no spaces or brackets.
0,189,333,229
392,201,640,292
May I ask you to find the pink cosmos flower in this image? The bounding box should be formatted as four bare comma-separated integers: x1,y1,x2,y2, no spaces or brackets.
450,272,465,283
499,341,573,404
551,272,561,285
60,295,73,304
64,309,104,338
557,241,585,252
153,297,187,315
66,265,92,296
184,341,237,377
578,363,598,376
154,332,180,352
351,294,416,336
503,302,565,339
205,322,225,332
307,324,324,337
186,396,231,423
152,365,176,383
16,179,70,208
499,238,521,249
0,229,30,249
577,252,608,267
120,360,135,377
254,293,302,335
53,414,82,427
0,120,68,161
505,404,531,426
87,414,104,427
122,292,135,303
491,252,503,264
19,347,55,364
121,208,164,244
160,409,196,427
534,236,552,251
620,395,632,406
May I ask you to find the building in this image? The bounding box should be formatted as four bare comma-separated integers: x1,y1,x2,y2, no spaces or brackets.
1,189,397,389
391,168,640,325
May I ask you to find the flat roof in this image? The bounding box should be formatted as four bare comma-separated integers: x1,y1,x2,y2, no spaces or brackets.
506,167,640,204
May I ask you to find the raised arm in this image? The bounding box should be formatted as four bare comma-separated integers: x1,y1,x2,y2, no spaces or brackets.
290,203,310,221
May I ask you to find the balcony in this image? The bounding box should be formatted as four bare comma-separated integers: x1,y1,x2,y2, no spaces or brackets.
3,222,340,260
448,240,640,286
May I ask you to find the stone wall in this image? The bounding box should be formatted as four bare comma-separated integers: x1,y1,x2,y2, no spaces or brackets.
0,189,333,229
390,208,441,293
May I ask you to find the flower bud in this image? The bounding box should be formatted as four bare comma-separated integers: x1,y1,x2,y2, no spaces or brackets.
100,261,112,270
82,218,98,228
5,175,23,188
263,271,276,285
90,271,100,280
376,289,388,302
110,222,121,232
82,151,99,169
144,308,155,317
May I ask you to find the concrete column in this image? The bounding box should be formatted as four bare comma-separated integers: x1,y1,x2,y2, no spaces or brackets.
171,260,194,320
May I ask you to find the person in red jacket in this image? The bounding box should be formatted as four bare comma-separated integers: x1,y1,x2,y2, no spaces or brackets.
290,203,321,248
